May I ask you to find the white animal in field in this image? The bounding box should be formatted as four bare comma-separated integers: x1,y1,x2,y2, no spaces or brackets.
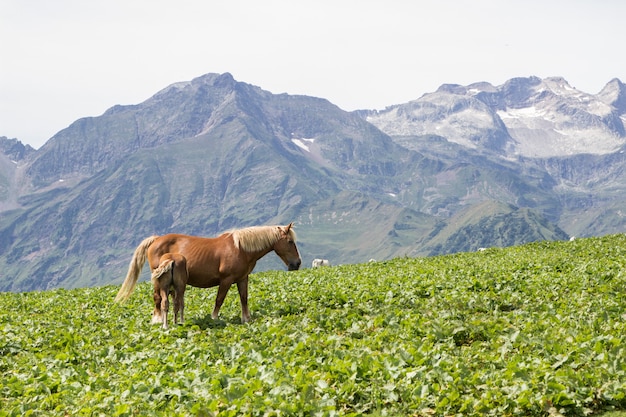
312,258,331,267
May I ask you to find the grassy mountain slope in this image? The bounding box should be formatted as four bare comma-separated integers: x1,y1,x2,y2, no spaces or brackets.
0,73,583,291
2,235,625,415
3,74,411,290
291,191,441,264
417,200,570,256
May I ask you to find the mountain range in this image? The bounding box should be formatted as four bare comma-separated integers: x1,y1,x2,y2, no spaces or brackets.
1,72,625,291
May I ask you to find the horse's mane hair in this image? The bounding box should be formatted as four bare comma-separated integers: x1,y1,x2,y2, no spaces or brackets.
230,225,296,253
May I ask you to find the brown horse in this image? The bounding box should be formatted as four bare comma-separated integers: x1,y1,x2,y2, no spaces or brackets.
115,223,301,323
151,253,188,330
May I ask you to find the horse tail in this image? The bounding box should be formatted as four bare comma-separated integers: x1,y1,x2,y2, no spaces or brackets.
151,259,174,284
115,235,159,303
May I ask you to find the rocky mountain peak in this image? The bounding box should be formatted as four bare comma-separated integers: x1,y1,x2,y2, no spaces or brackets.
152,72,237,98
24,73,252,188
598,78,626,112
542,76,576,94
367,76,626,158
499,76,543,104
0,137,35,161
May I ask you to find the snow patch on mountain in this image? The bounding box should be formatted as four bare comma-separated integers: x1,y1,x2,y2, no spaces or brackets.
291,138,315,152
497,104,623,157
366,94,500,150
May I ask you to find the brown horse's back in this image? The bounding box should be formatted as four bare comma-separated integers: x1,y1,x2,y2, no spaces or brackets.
147,233,241,288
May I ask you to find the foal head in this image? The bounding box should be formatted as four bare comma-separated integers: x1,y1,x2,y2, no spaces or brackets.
274,222,301,271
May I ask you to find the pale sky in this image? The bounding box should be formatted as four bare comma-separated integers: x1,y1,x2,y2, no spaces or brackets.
2,0,625,149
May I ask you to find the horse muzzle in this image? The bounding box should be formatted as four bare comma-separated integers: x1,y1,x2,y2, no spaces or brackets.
288,259,301,271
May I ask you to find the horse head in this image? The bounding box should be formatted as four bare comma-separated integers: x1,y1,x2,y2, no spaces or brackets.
274,222,301,271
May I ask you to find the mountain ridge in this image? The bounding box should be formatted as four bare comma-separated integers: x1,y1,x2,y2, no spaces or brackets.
1,73,624,291
365,76,626,158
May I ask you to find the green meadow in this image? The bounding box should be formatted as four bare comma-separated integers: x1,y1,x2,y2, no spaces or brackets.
1,235,625,416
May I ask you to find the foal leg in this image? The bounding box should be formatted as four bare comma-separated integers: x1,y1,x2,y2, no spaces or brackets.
152,287,163,325
237,277,251,323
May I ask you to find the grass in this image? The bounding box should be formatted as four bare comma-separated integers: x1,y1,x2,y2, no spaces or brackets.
1,234,625,416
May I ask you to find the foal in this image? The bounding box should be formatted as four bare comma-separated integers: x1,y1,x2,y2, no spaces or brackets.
151,253,188,329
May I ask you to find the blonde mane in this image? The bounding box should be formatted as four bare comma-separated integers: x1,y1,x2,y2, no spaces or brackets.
230,225,297,253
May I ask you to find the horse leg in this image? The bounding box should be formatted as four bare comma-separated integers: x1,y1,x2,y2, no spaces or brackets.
174,284,185,325
212,281,232,320
160,286,169,330
237,277,251,323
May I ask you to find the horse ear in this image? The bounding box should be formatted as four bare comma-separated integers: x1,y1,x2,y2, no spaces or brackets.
286,222,294,233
